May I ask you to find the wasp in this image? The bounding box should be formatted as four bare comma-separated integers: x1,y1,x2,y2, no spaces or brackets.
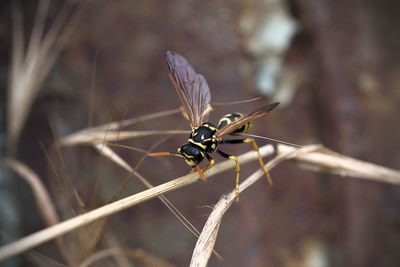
150,51,279,200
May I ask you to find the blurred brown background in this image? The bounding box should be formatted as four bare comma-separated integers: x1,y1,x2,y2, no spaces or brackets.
1,0,400,266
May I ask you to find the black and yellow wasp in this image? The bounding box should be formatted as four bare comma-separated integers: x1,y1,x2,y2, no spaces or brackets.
150,51,279,200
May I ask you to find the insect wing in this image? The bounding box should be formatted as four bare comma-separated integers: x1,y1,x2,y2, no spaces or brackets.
166,51,211,128
216,102,279,138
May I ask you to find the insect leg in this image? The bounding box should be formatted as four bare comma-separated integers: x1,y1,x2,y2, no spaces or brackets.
204,153,215,171
195,165,206,181
217,149,241,201
220,138,273,186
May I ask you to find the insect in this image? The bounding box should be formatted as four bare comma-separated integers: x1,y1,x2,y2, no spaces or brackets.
149,51,279,200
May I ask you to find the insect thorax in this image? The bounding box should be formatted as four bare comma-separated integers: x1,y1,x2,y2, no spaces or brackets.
188,122,218,153
218,113,254,134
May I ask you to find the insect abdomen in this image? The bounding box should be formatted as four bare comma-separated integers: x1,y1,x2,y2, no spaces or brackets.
218,113,254,134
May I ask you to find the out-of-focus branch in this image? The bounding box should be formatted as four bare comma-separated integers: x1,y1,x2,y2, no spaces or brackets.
1,158,75,266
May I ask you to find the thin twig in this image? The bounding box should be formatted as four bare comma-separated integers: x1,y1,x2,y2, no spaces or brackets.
277,144,400,184
94,141,224,261
59,130,189,146
58,107,183,147
0,145,275,262
1,144,399,263
190,145,319,267
189,144,400,266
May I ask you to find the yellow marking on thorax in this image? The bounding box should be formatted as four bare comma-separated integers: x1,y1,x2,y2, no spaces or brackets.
188,139,207,150
203,123,217,131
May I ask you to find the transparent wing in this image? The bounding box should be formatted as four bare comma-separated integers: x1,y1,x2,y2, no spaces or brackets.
216,102,279,138
165,51,212,128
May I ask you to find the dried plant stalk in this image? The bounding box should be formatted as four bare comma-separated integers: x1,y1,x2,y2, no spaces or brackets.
59,130,188,146
8,1,81,151
58,107,185,147
1,144,399,263
1,158,75,266
277,144,400,184
1,159,60,227
87,108,181,132
190,145,319,266
190,144,400,266
0,145,275,262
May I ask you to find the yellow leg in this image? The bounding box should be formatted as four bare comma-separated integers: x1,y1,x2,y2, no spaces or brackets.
228,155,240,202
244,138,273,186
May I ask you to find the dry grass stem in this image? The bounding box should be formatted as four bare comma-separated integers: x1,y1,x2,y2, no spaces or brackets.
0,145,274,262
190,145,319,266
46,142,87,213
190,144,400,266
8,0,80,151
2,142,398,264
1,158,76,265
57,108,193,254
59,107,185,147
277,144,400,183
94,142,224,261
94,144,133,173
90,108,181,132
1,158,60,227
60,130,189,146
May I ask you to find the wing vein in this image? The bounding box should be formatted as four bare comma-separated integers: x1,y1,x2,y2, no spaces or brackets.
166,51,211,127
